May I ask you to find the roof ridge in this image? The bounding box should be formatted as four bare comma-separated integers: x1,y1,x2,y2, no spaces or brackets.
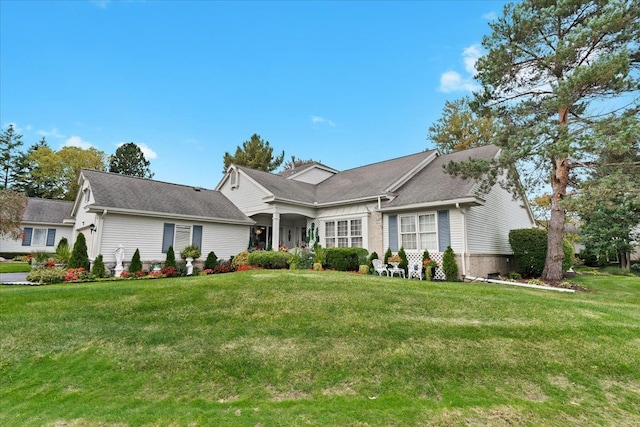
82,168,213,191
338,149,436,173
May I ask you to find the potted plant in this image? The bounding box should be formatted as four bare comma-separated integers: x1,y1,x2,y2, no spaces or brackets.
180,245,201,276
423,258,439,281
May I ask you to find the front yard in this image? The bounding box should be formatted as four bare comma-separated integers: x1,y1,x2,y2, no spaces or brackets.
1,271,638,426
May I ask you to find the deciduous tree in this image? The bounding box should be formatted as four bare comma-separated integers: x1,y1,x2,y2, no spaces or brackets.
223,134,284,172
0,190,27,239
446,0,640,282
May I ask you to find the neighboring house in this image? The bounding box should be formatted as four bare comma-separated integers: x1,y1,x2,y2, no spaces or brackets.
216,145,536,279
0,198,74,254
71,169,254,267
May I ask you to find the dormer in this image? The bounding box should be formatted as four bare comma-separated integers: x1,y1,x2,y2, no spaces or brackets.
286,162,338,185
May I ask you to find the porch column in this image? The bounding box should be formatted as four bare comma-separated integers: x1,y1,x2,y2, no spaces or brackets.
272,212,280,250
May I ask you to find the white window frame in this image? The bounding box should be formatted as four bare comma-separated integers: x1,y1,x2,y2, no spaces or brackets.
324,218,363,248
399,212,437,252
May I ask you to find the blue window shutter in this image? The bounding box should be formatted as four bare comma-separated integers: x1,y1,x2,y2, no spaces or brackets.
388,215,398,252
192,225,203,250
438,210,451,252
22,228,33,246
162,223,175,253
46,229,56,246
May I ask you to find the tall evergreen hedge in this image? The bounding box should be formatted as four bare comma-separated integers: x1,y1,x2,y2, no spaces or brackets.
509,228,573,278
324,248,368,271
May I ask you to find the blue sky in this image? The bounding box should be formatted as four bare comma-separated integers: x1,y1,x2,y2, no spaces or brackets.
1,0,508,188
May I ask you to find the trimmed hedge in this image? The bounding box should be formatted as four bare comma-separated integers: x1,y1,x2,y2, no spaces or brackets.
248,251,292,269
509,228,573,278
324,248,368,271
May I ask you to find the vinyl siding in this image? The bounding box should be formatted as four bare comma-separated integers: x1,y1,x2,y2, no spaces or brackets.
0,224,73,253
448,208,465,253
466,182,535,254
289,167,334,184
98,214,249,263
219,173,272,216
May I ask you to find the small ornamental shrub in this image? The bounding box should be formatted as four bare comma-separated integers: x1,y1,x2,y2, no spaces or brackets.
26,267,66,284
161,266,178,277
68,233,90,270
236,264,252,272
442,246,458,281
368,252,379,274
165,246,177,268
384,248,393,264
324,248,367,271
92,254,107,278
213,260,233,274
248,251,292,269
398,247,408,273
129,249,142,274
120,271,131,279
64,268,92,282
204,251,218,269
55,238,71,264
232,251,250,269
148,270,163,278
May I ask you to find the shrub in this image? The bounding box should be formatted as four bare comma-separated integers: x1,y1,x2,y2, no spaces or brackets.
180,245,201,260
26,267,66,284
64,268,93,282
288,248,314,270
232,251,250,269
92,254,107,278
398,247,408,273
68,232,90,270
55,238,70,264
368,252,379,274
204,251,218,269
509,228,573,278
384,248,392,264
214,260,233,274
129,249,142,274
248,251,292,269
442,246,458,281
161,266,178,277
165,246,177,268
324,248,368,271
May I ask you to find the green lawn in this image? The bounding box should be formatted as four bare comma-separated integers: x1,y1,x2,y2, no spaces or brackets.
1,271,639,426
0,262,31,273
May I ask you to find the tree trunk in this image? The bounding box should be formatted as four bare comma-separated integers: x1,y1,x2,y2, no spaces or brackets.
541,155,569,283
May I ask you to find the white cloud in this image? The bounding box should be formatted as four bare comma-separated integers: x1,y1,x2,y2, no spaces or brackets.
64,135,94,150
91,0,111,9
482,11,498,20
36,127,65,139
116,142,159,159
438,44,483,93
311,115,336,127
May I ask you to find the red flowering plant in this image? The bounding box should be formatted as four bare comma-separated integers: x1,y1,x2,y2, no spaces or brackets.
120,271,131,278
423,259,439,269
148,270,163,278
64,268,91,282
45,259,56,268
203,268,214,275
161,266,178,277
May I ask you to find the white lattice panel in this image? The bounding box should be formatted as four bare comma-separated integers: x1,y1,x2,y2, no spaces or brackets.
406,252,445,280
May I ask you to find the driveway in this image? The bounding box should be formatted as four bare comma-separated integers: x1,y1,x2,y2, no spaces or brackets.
0,272,32,284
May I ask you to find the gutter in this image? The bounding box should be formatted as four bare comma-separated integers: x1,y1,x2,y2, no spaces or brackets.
464,275,575,293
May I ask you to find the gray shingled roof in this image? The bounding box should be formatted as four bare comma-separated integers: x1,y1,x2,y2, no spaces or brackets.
236,166,318,204
235,145,499,208
23,198,74,224
315,151,436,204
82,169,252,223
383,145,500,207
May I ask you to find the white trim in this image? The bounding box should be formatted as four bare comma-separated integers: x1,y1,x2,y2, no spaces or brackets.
378,197,481,213
85,205,255,225
384,151,438,193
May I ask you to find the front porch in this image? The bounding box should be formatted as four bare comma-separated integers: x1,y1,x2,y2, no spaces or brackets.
249,213,317,251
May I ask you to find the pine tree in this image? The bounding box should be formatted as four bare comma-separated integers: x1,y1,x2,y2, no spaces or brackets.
129,249,142,273
68,233,90,270
222,134,285,172
165,246,177,268
0,124,24,190
109,142,153,178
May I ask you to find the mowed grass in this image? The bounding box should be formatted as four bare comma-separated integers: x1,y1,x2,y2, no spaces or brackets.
1,271,639,426
0,262,31,273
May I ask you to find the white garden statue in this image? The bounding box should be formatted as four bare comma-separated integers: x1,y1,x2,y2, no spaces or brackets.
115,245,125,277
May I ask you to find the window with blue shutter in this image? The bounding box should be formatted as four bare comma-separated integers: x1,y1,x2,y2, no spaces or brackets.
192,225,203,250
388,215,398,252
437,210,451,251
46,229,56,246
162,223,175,253
22,227,33,246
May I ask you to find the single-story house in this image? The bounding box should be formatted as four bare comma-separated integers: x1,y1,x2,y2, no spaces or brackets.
5,145,535,278
0,198,74,254
216,145,536,279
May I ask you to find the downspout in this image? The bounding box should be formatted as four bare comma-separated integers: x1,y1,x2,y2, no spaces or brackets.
456,203,467,277
96,209,107,260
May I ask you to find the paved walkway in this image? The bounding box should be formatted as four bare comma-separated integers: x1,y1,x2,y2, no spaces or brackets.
0,272,33,285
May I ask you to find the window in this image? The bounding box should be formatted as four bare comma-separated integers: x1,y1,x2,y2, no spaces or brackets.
399,213,436,251
325,218,363,248
162,223,203,253
22,227,56,247
230,168,239,189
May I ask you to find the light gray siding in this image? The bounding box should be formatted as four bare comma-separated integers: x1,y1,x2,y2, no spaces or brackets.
0,224,73,253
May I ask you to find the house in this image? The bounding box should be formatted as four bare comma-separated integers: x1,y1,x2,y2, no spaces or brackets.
69,169,254,267
216,145,536,278
0,198,74,254
5,145,535,278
